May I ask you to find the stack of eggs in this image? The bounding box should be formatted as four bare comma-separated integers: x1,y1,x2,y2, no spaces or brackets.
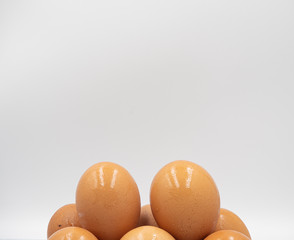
47,161,251,240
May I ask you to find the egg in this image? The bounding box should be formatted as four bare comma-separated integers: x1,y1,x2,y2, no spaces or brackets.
138,204,158,227
215,208,251,238
121,226,175,240
204,230,250,240
47,203,81,238
48,226,98,240
76,162,141,240
150,160,220,240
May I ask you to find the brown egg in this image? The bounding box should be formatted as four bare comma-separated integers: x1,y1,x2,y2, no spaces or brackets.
121,226,175,240
76,162,141,240
150,160,220,240
47,203,81,238
48,226,98,240
215,208,251,238
138,204,158,227
204,230,250,240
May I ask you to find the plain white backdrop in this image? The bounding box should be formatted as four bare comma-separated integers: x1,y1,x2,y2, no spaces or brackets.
0,1,293,239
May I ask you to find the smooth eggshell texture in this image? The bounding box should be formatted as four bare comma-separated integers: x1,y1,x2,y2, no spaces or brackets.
150,160,220,240
121,226,175,240
204,230,250,240
76,162,141,240
47,203,81,238
138,204,158,227
215,208,251,238
48,226,98,240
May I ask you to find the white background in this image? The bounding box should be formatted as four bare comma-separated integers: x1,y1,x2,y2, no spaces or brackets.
0,1,293,239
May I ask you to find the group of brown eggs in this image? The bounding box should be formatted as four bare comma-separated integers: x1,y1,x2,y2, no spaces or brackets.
47,160,251,240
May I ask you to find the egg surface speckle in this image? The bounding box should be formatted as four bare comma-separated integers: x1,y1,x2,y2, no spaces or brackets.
47,203,81,238
204,230,250,240
121,226,175,240
150,160,220,240
215,208,251,238
76,162,140,240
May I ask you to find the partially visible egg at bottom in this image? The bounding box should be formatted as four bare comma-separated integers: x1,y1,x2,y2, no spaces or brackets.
204,230,250,240
121,226,175,240
48,227,98,240
47,203,81,238
138,204,158,227
215,208,251,238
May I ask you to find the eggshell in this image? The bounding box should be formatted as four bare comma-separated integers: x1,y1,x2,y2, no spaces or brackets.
150,160,220,240
76,162,141,240
215,208,251,238
204,230,250,240
138,204,158,227
47,203,81,238
48,226,98,240
121,226,175,240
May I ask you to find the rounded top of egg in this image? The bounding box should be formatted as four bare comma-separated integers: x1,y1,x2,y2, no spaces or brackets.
48,227,98,240
47,203,81,238
215,208,251,238
121,226,175,240
204,230,250,240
